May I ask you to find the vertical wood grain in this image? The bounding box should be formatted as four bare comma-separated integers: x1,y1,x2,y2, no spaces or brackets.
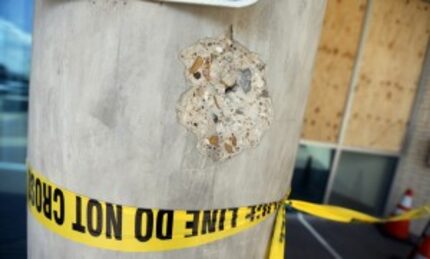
302,0,368,143
344,0,430,151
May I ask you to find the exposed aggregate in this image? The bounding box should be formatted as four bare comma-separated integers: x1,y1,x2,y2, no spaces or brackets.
177,36,273,161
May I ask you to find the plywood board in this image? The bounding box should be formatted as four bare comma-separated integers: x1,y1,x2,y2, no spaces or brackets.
344,0,430,151
302,0,368,143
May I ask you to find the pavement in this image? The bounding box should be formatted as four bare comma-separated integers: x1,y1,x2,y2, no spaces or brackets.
286,212,414,259
0,192,26,259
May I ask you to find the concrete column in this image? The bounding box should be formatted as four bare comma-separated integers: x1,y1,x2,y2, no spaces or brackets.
27,0,326,258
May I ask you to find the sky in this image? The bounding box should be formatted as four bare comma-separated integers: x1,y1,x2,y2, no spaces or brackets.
0,0,33,75
0,0,34,33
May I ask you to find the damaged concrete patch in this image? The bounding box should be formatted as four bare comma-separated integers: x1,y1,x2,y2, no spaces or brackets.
177,36,273,161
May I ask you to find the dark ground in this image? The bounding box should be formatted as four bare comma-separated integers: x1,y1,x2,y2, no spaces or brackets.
0,192,26,259
0,192,417,259
286,213,414,259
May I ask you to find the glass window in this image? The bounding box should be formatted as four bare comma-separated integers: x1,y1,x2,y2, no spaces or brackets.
0,0,33,169
290,144,334,203
329,151,397,216
0,2,33,258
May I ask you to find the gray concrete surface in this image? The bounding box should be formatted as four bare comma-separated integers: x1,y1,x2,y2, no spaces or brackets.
27,0,326,258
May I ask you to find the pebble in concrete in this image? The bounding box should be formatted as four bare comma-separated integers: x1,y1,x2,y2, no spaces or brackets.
177,36,273,161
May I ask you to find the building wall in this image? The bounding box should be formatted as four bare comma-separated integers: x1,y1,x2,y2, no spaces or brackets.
387,45,430,235
296,0,430,215
302,0,430,152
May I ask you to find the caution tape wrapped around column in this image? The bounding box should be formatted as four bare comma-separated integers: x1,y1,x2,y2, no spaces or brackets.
27,166,430,258
27,167,286,258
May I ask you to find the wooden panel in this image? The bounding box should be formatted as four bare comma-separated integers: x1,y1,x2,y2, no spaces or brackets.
302,0,368,143
344,0,430,151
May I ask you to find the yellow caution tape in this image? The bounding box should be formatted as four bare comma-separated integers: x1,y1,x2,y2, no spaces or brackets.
27,166,430,258
27,167,286,258
287,199,430,223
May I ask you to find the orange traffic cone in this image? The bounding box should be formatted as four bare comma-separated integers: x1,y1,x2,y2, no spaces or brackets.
413,236,430,259
384,189,413,240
